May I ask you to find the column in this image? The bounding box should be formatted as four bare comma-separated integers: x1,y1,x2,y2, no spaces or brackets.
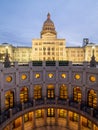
78,115,81,130
91,123,94,130
44,109,47,126
29,62,33,101
15,87,20,105
22,115,24,130
9,122,13,130
43,65,46,98
66,110,69,129
29,84,33,101
15,66,20,105
55,108,58,125
91,108,94,130
32,111,36,128
55,84,59,98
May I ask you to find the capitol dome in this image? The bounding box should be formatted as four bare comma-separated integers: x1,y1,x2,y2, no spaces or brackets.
41,13,57,36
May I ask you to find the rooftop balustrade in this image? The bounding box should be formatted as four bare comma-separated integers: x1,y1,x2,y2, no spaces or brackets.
0,61,93,69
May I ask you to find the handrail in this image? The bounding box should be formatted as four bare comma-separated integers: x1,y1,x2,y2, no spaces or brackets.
0,98,98,127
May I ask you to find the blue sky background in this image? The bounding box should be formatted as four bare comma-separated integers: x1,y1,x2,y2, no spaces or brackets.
0,0,98,46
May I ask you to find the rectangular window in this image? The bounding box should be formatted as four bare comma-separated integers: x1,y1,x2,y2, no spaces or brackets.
47,108,55,117
35,109,42,118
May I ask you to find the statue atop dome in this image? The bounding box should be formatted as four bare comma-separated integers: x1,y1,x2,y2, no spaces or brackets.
47,12,50,19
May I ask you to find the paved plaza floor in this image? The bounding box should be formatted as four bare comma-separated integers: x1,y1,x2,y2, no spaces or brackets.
34,126,69,130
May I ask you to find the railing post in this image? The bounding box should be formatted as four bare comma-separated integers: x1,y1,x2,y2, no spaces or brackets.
78,101,81,110
66,110,69,129
55,108,58,125
44,109,47,126
91,108,93,117
9,108,13,130
9,122,13,130
78,115,81,130
67,99,69,106
9,108,12,118
32,110,36,129
91,108,94,130
14,61,18,68
22,115,24,130
29,61,32,68
22,102,24,111
33,99,35,106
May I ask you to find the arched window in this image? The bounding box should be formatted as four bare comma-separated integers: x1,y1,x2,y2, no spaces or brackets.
60,84,68,99
5,91,14,109
34,85,42,99
88,89,97,108
47,84,55,99
20,87,28,103
73,87,82,102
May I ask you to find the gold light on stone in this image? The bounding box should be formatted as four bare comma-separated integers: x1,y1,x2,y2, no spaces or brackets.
89,75,96,82
48,73,53,78
21,74,27,80
75,74,80,80
61,73,66,78
6,76,12,82
35,73,40,78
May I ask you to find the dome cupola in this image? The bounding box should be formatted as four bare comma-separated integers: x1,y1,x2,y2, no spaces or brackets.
41,13,57,37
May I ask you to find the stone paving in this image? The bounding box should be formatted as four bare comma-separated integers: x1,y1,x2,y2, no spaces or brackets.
34,126,69,130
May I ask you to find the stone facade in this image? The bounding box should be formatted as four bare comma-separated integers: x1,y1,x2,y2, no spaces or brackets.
0,61,98,130
0,13,98,130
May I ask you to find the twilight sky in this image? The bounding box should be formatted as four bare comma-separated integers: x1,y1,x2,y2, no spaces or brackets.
0,0,98,47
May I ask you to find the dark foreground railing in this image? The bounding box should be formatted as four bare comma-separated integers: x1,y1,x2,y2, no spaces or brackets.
0,98,98,125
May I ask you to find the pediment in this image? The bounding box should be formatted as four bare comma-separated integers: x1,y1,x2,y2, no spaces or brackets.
42,32,56,38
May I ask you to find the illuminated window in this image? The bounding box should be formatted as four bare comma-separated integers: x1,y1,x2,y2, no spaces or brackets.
61,73,66,79
35,73,40,78
75,74,80,80
34,85,42,99
60,84,68,99
6,76,12,82
24,113,29,122
73,87,82,102
69,112,79,122
88,89,97,108
12,117,21,129
20,87,28,103
48,47,50,51
82,117,91,128
48,73,53,78
89,75,96,82
21,74,27,80
5,91,14,109
47,85,55,99
35,109,42,118
47,108,55,117
59,109,67,118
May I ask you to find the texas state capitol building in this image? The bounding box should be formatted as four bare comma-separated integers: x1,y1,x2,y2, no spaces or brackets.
0,13,98,130
0,13,98,63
